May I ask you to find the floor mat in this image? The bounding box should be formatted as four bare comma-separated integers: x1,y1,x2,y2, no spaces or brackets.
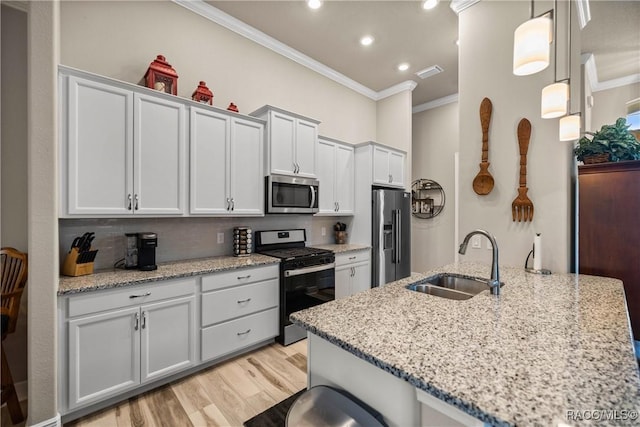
243,389,305,427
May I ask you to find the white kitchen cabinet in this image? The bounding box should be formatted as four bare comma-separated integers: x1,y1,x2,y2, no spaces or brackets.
200,264,279,362
335,249,371,299
372,144,405,188
60,70,186,216
62,278,196,411
190,107,264,215
251,105,319,178
317,137,354,215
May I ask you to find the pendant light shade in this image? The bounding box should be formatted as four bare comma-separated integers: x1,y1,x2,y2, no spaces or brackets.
513,16,552,76
541,82,569,118
559,115,581,141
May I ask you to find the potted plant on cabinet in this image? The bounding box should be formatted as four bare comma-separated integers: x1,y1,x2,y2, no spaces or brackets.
574,117,640,164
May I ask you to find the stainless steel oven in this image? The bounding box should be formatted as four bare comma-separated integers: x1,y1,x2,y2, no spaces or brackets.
265,175,319,214
255,229,335,345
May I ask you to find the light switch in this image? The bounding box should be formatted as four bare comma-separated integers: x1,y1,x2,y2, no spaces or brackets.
217,232,224,244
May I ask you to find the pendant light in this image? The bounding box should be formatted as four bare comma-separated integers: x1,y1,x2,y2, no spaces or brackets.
559,114,581,141
513,0,553,76
541,0,570,119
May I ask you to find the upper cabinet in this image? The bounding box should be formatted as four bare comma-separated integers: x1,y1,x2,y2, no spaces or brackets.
60,70,186,217
251,105,320,178
190,107,264,216
372,144,405,188
317,137,354,215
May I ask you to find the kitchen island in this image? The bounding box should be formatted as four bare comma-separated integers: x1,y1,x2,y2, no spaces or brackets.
290,262,640,426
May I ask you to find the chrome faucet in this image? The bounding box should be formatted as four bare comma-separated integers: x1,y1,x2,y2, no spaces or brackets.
458,229,501,295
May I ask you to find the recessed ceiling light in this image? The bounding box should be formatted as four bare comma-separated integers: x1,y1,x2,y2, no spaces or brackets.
398,63,410,72
360,36,374,46
422,0,439,10
415,65,444,79
307,0,322,10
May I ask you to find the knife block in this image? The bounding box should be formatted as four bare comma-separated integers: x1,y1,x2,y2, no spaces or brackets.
62,247,95,277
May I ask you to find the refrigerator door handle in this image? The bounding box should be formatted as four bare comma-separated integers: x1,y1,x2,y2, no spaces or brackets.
396,209,401,264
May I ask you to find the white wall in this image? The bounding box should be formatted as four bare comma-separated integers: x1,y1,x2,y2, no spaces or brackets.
458,0,575,273
376,90,413,188
591,83,640,131
59,0,376,144
1,2,29,387
411,101,459,272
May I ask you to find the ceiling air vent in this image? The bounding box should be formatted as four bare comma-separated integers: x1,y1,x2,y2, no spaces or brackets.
415,65,444,79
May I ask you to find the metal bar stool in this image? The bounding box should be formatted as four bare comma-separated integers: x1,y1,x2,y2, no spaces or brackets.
1,247,28,424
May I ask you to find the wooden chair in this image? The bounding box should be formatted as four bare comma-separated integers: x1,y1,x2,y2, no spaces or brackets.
1,247,28,424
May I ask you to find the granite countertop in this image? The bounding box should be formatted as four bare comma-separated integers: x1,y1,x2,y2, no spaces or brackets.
58,254,279,295
291,262,640,426
311,243,370,254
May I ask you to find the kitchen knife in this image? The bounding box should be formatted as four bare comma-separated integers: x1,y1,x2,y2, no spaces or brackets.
71,237,82,251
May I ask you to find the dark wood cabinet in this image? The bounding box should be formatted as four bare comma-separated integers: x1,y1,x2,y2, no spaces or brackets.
579,160,640,339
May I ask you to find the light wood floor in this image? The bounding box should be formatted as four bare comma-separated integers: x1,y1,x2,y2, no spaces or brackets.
1,339,307,427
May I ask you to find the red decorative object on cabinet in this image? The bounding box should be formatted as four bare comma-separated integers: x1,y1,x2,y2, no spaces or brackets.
227,102,239,113
144,55,178,95
191,81,213,105
578,160,640,339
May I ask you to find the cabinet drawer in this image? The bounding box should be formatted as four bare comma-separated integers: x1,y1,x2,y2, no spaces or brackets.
201,279,279,327
335,249,370,267
201,264,279,292
201,308,278,362
66,277,197,318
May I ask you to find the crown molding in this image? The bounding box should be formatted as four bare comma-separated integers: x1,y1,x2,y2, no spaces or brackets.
1,0,28,12
171,0,379,100
412,93,459,114
582,53,639,93
376,80,418,101
450,0,482,15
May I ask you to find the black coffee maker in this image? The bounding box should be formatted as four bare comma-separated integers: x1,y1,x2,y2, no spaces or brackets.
137,232,158,271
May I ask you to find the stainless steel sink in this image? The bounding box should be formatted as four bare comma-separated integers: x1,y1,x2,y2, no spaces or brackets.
406,273,504,300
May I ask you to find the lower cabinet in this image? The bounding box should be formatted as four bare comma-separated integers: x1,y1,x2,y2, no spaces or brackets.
335,249,371,299
200,264,279,362
62,278,196,411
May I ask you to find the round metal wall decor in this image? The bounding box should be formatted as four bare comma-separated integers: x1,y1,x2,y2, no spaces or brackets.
411,179,445,219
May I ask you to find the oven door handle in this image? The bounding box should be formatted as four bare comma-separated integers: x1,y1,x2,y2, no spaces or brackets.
284,262,335,277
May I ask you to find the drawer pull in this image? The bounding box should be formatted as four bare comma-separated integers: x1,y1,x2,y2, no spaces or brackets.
349,256,356,260
237,298,252,304
129,292,151,299
237,275,252,280
237,329,251,336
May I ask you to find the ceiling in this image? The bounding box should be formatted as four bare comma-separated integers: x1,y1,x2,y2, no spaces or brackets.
208,1,639,107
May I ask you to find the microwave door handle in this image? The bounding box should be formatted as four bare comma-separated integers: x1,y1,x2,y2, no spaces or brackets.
310,185,316,209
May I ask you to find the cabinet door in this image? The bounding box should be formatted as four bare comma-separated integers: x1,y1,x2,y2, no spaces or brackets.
66,76,133,215
335,265,352,299
295,118,318,177
269,111,296,175
140,296,195,383
134,94,186,215
335,144,355,214
372,146,391,185
316,139,337,214
351,262,371,295
68,306,140,409
229,118,264,215
190,108,230,214
388,151,405,188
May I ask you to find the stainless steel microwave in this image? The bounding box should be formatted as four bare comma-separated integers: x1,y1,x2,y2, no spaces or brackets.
266,175,319,214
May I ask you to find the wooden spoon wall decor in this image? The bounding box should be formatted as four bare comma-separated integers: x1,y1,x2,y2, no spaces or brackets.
511,118,534,222
472,98,495,195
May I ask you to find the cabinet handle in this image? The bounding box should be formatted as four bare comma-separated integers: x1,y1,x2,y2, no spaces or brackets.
237,298,252,304
237,275,252,280
127,194,133,210
129,292,151,299
337,202,340,212
134,312,139,330
351,267,355,277
349,256,356,260
226,198,230,210
142,311,147,329
231,198,235,211
134,194,139,210
293,162,297,174
389,174,392,183
237,329,251,336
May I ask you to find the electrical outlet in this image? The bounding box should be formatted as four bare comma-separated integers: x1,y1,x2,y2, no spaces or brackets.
217,232,224,244
321,227,326,236
472,235,481,249
487,239,493,250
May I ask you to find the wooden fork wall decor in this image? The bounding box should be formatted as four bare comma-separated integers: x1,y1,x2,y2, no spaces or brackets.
511,118,534,222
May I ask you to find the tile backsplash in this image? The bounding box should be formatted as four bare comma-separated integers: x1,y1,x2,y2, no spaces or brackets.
59,216,354,271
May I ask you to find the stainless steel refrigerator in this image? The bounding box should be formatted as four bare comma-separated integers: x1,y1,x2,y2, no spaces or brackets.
372,188,411,286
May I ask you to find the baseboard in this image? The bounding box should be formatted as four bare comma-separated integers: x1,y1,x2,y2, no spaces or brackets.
29,413,61,427
15,380,27,402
